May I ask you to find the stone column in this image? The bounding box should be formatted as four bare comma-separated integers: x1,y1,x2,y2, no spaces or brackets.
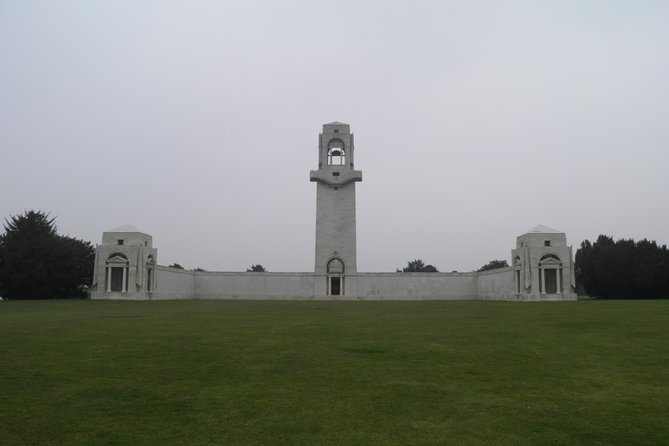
541,268,546,294
122,267,127,293
106,267,111,292
556,268,562,294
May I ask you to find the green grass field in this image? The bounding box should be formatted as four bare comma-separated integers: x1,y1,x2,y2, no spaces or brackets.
1,300,668,445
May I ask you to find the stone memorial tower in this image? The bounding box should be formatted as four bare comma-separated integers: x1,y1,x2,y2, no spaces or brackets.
310,122,363,295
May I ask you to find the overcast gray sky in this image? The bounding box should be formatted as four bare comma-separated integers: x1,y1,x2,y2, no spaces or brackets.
1,1,668,272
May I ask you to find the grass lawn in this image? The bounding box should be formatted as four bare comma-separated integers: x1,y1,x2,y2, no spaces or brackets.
1,299,668,445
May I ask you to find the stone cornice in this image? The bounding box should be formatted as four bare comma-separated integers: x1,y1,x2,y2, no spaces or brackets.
310,169,362,186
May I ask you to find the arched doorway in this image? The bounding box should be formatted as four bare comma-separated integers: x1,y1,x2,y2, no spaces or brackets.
539,254,562,294
327,258,345,296
106,253,129,293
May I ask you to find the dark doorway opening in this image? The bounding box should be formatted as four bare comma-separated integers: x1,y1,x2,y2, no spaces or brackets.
147,269,153,292
330,277,341,295
544,269,557,294
110,267,124,292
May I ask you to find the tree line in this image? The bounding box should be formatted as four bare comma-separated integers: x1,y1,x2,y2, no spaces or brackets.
575,235,669,298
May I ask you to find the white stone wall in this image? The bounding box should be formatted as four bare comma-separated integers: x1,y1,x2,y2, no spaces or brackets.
192,272,318,299
475,267,516,300
142,269,534,301
153,266,195,299
350,273,478,300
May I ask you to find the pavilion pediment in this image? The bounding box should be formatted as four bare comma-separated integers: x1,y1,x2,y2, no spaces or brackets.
107,255,129,264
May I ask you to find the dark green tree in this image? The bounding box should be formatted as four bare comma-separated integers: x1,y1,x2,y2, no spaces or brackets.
397,259,438,272
477,259,509,272
574,239,593,295
0,211,94,299
247,264,267,272
575,235,669,298
168,263,185,269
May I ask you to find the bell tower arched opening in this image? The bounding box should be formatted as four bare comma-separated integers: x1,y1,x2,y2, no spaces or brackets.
327,139,346,166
